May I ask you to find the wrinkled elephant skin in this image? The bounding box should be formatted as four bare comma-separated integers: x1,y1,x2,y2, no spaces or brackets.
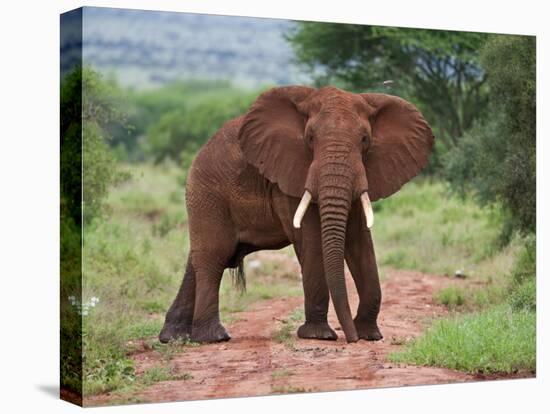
160,86,434,344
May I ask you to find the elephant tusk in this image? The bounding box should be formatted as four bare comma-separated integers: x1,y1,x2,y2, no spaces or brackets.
293,190,312,229
360,192,374,229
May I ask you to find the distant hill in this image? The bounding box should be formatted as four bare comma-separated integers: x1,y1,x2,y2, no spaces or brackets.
62,7,309,89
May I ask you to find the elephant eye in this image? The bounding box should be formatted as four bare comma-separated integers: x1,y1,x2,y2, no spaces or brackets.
362,134,370,147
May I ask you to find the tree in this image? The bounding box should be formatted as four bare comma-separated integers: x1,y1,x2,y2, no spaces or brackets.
142,87,258,162
445,35,536,239
80,67,129,223
61,67,130,393
286,23,489,157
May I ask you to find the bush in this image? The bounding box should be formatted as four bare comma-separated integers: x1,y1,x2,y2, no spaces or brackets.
61,66,130,394
509,236,536,312
112,80,242,160
61,66,129,225
83,121,128,222
510,278,536,313
60,217,83,394
60,68,85,393
142,88,257,162
445,35,535,240
81,68,130,223
511,236,536,286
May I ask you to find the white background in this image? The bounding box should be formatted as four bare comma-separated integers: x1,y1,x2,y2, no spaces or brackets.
0,0,547,412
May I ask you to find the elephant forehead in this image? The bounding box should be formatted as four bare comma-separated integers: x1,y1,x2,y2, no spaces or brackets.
313,108,365,135
300,87,350,111
310,89,369,117
316,90,353,105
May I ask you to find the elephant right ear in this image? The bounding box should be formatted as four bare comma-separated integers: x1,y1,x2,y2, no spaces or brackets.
238,86,315,198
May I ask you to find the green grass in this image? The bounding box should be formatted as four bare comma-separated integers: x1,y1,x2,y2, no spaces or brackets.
509,278,536,312
373,178,519,279
433,283,509,311
389,305,536,374
399,228,536,375
140,365,193,385
272,308,305,349
508,236,536,312
86,363,193,404
434,286,466,309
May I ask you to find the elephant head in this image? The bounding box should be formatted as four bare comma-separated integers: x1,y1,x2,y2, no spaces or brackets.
238,86,434,342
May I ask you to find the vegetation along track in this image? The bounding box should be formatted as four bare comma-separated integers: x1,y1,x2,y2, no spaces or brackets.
87,250,533,406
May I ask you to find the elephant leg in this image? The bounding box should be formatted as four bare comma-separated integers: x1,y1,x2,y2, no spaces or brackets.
159,258,195,343
293,206,337,340
345,202,383,341
183,191,237,343
189,247,234,343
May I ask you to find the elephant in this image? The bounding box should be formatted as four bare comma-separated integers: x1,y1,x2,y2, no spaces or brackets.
159,85,434,344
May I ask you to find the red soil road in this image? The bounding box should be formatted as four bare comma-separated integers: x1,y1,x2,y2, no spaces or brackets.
87,255,533,406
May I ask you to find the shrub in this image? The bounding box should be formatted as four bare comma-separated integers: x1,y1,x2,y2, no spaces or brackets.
445,35,535,240
509,236,536,312
62,66,129,225
111,79,239,160
60,217,83,394
511,236,536,286
510,278,536,313
142,88,258,162
81,67,130,223
61,66,130,394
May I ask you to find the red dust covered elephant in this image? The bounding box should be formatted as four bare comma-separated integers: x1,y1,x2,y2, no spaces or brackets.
160,85,434,344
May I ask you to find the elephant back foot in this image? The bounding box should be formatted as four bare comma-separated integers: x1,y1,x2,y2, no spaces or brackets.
159,322,192,344
190,320,231,343
297,321,338,340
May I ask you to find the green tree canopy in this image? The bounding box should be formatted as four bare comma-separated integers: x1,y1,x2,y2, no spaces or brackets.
287,23,489,156
445,35,536,238
61,67,128,224
141,86,258,162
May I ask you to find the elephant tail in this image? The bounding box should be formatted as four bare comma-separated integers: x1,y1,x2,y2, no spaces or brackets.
229,259,246,293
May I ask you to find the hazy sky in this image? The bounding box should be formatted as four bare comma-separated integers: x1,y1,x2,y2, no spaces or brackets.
66,7,309,89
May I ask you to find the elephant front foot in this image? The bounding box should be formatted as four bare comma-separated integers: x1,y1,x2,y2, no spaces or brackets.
297,321,338,340
190,320,231,343
159,322,192,344
354,319,383,341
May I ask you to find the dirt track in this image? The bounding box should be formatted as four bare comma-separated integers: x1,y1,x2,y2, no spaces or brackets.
87,254,532,406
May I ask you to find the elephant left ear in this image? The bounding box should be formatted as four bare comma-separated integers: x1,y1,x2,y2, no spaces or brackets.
360,93,435,201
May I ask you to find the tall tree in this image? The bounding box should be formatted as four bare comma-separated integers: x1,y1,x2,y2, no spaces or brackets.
445,35,536,239
287,23,489,154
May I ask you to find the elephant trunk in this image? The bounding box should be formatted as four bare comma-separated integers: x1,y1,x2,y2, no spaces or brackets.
318,149,359,343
